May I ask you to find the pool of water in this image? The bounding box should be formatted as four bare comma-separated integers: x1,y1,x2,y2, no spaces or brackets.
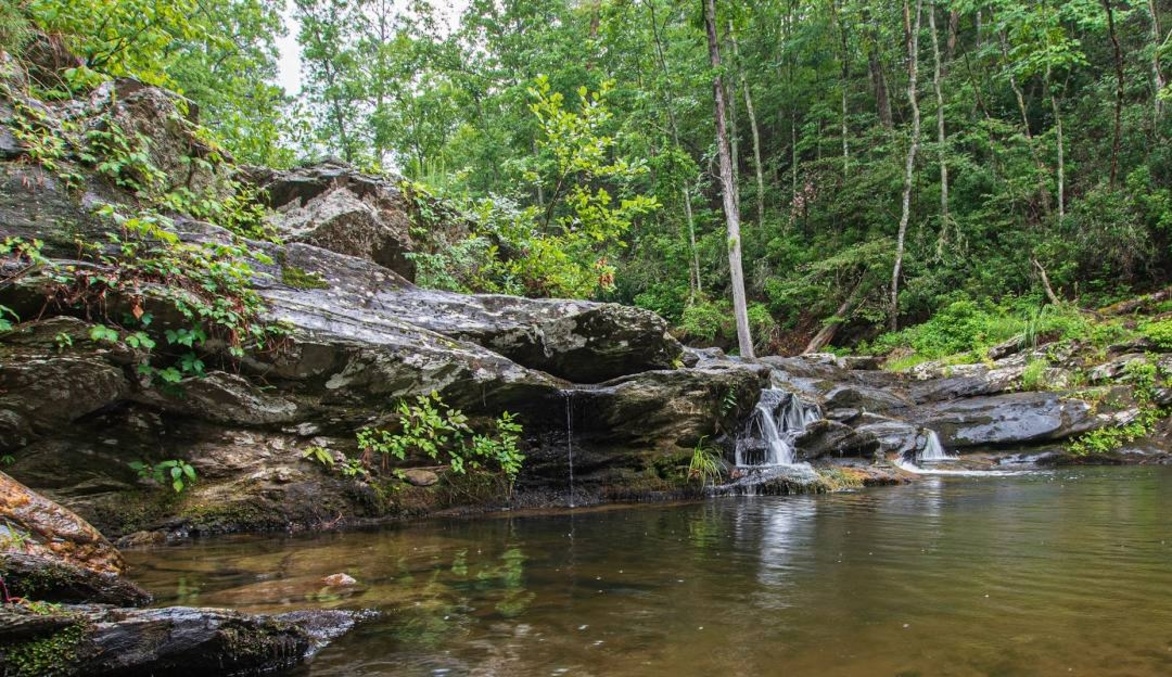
124,466,1172,676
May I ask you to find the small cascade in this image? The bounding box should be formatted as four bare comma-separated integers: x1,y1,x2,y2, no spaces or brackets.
735,389,821,467
892,429,1031,476
919,430,950,463
563,391,576,508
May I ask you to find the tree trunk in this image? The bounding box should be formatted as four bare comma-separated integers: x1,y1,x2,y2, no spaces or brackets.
890,0,923,331
863,8,893,130
729,28,765,227
869,45,893,129
724,22,740,214
830,0,851,175
1046,63,1065,220
928,3,949,234
705,0,754,357
1149,0,1166,121
1103,0,1125,189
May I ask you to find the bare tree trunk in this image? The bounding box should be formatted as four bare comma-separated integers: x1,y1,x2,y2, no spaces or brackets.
705,0,754,357
1149,0,1166,120
1103,0,1125,189
862,8,894,130
647,0,701,299
1031,256,1061,306
724,22,740,213
928,3,949,233
890,0,923,331
1000,30,1051,217
729,28,765,227
1046,63,1065,220
682,184,702,297
830,0,851,175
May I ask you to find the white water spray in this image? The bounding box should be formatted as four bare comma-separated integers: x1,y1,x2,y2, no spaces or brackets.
735,389,820,467
919,430,950,463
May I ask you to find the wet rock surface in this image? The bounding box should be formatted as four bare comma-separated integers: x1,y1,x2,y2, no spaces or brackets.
0,551,151,606
0,471,126,575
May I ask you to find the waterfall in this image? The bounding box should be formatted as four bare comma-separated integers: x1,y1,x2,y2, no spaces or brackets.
918,430,950,463
735,389,821,467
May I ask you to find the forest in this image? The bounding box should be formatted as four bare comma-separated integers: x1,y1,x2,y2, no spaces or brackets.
5,0,1172,359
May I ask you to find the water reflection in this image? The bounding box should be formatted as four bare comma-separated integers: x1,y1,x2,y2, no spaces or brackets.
123,467,1172,677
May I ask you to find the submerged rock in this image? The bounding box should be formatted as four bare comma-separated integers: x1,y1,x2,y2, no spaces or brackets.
0,551,151,607
0,604,372,677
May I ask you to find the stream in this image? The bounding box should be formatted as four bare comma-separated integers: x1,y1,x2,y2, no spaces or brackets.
124,466,1172,676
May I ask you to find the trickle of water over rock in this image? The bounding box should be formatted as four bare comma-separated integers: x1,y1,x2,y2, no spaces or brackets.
562,391,576,508
893,430,1025,476
735,389,821,467
919,430,951,463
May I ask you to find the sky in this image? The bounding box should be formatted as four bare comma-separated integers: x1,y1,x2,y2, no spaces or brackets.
276,4,302,94
273,1,469,96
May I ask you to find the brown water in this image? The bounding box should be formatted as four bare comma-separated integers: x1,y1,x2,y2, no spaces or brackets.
124,467,1172,676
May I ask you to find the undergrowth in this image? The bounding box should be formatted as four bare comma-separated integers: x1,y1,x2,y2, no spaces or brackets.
0,74,287,380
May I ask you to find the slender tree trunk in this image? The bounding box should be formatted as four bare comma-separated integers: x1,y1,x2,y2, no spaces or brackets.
1149,0,1166,121
682,184,702,297
724,22,739,213
947,8,958,62
890,0,923,331
647,0,701,299
745,84,765,227
299,2,354,163
705,0,754,357
928,3,949,233
1046,63,1065,220
830,0,851,175
1103,0,1125,188
863,8,893,130
729,28,765,227
1000,30,1051,217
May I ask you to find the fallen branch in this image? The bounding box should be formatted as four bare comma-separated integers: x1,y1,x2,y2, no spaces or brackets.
803,281,865,354
1097,285,1172,316
1030,256,1061,306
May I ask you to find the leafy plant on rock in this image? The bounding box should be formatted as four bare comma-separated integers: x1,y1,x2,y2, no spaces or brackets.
357,392,526,497
129,458,197,493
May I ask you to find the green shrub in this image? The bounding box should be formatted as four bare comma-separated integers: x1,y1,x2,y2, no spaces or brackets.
357,392,526,497
687,438,723,487
677,299,732,343
1140,319,1172,350
1020,359,1048,391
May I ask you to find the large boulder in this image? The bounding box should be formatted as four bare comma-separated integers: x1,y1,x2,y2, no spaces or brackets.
371,288,685,384
265,242,684,384
903,392,1099,449
247,162,417,280
93,80,225,195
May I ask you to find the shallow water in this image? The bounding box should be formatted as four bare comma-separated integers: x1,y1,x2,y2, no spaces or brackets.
125,467,1172,676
